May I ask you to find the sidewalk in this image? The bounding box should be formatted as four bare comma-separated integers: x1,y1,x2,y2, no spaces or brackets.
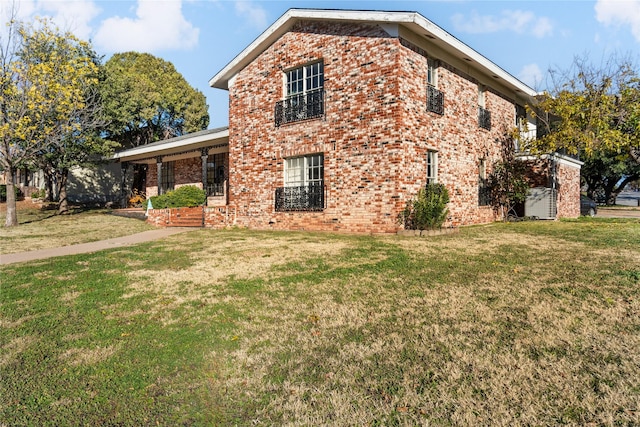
0,228,191,266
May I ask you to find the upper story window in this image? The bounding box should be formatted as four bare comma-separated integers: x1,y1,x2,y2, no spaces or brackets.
427,59,444,115
478,85,491,130
275,153,325,211
275,61,325,127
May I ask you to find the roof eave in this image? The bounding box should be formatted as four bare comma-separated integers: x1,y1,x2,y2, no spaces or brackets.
208,8,538,98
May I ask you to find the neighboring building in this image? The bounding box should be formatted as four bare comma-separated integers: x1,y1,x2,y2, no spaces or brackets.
113,9,582,232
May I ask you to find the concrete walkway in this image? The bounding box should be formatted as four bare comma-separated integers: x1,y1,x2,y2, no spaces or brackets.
0,228,191,266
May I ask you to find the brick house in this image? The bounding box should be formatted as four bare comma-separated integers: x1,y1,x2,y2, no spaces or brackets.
113,9,582,232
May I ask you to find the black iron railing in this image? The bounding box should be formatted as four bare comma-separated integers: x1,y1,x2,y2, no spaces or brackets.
206,182,225,197
478,106,492,130
427,85,444,115
275,183,325,211
478,178,491,206
275,89,324,127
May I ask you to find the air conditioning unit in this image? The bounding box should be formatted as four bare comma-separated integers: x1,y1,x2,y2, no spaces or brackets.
525,187,557,219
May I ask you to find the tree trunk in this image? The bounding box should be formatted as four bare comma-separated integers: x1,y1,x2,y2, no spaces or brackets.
4,167,19,227
57,169,69,214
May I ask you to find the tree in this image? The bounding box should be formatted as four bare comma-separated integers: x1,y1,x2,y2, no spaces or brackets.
488,134,530,220
22,25,118,214
100,52,209,197
1,17,108,226
581,149,640,205
101,52,209,149
527,54,640,162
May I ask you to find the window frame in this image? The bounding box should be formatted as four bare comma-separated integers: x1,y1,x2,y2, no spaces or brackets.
478,158,491,206
285,61,324,98
276,153,325,212
160,161,175,193
426,151,438,185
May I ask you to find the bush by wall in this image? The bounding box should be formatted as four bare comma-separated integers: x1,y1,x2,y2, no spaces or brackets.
399,183,450,230
149,185,205,209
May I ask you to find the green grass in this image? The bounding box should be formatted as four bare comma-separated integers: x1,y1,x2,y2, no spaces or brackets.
1,218,639,425
0,206,153,254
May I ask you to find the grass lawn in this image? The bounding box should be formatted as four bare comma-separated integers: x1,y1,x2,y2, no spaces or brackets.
1,215,639,425
0,201,153,254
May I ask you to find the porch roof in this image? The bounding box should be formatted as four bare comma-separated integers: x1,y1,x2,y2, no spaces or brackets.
111,127,229,164
209,9,538,99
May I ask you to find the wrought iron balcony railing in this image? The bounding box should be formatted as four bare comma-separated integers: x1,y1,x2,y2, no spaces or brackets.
427,85,444,115
275,89,325,127
478,106,492,130
275,183,325,211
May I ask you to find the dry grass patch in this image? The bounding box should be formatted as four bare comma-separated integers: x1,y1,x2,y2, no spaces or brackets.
0,335,38,367
60,345,119,366
0,207,153,254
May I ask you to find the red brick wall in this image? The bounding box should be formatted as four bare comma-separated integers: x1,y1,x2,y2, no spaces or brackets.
146,157,203,197
224,21,531,232
522,156,581,219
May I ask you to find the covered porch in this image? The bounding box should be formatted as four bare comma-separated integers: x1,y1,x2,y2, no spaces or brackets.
112,127,230,208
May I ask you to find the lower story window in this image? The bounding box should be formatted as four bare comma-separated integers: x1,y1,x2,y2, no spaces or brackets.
275,153,324,211
427,151,438,185
206,153,226,196
478,158,491,206
160,161,175,193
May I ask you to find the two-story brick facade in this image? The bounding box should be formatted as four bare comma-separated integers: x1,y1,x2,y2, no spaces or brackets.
114,9,582,232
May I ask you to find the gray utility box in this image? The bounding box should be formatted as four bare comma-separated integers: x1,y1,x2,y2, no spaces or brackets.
525,187,557,219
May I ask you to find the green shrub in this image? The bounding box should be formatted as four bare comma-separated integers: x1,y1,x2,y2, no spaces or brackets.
149,185,205,209
0,185,23,202
399,183,450,230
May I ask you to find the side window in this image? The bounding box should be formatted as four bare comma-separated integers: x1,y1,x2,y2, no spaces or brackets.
276,154,325,211
276,61,325,126
427,151,438,185
427,59,444,115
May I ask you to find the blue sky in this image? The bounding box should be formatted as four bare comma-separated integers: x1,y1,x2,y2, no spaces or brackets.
2,0,639,128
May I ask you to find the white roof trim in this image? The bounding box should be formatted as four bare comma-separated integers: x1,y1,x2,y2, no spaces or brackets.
517,153,584,168
208,8,538,97
112,128,229,161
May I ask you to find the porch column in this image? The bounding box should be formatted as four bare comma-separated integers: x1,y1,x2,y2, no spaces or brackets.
156,156,163,195
120,162,129,208
201,148,209,196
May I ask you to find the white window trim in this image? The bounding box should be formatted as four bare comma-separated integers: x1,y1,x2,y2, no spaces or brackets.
427,151,438,185
284,153,324,187
427,58,438,87
284,61,324,98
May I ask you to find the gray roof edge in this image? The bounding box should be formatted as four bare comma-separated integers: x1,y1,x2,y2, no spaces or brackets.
112,126,229,161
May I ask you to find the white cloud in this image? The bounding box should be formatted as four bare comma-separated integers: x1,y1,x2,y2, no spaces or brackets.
235,0,268,30
518,63,544,89
93,0,199,53
451,10,553,38
0,0,100,41
595,0,640,42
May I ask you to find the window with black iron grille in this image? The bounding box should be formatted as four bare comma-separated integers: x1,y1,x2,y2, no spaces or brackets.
275,61,324,127
426,58,444,115
160,161,175,194
478,158,491,206
275,154,325,211
478,106,492,130
477,85,491,130
206,153,226,196
427,85,444,115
